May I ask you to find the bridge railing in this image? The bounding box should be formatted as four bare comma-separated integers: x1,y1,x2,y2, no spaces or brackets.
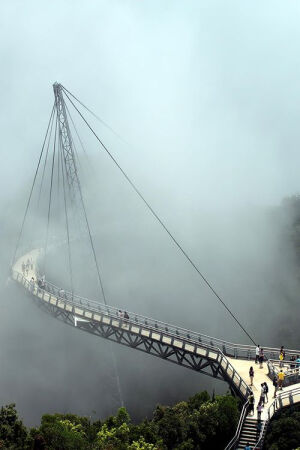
11,264,300,364
224,399,249,450
12,268,253,398
37,278,300,360
267,359,300,386
254,386,300,449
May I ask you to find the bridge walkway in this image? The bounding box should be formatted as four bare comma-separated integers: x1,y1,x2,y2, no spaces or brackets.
11,249,300,448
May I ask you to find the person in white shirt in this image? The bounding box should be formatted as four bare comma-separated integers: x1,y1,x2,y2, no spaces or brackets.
255,345,260,364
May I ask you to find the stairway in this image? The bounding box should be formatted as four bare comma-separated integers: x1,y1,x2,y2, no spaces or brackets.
237,417,265,449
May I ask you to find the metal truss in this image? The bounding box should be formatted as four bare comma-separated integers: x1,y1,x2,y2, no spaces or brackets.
26,288,244,399
53,83,79,201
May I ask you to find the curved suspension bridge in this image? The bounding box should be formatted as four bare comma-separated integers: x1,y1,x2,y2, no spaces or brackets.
10,83,300,449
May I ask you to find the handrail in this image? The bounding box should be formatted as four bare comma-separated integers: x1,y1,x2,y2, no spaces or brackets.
12,268,253,400
254,386,300,449
224,400,249,450
14,258,300,360
267,360,300,387
13,268,233,353
19,244,298,358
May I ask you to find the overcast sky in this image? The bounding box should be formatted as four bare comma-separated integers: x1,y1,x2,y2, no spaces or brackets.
2,0,300,425
2,0,300,208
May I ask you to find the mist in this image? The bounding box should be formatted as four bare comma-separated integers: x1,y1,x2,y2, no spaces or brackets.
1,0,300,426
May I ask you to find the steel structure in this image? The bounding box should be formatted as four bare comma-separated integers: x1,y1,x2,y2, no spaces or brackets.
53,82,80,200
13,83,300,448
12,263,249,398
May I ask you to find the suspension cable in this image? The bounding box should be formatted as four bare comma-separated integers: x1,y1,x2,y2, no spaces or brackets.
75,171,108,305
61,93,124,407
37,108,56,208
62,85,128,145
11,103,55,266
63,90,256,345
59,134,74,296
44,111,58,274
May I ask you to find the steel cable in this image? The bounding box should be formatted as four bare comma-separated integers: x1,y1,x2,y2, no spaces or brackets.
63,90,256,346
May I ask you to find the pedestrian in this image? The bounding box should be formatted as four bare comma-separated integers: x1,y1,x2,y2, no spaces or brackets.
249,366,254,386
290,355,296,370
259,383,266,405
22,262,25,275
259,348,264,369
263,382,269,402
296,355,300,368
280,346,286,359
124,311,129,320
29,277,35,292
256,420,262,439
273,375,278,398
257,403,262,421
248,392,255,416
278,370,285,390
26,266,29,276
255,345,260,364
279,351,284,368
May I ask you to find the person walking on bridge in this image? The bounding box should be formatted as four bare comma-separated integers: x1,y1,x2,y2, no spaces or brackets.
260,384,266,405
279,351,284,368
255,345,260,364
273,375,278,398
248,392,255,416
257,403,262,421
249,366,254,386
278,370,285,390
263,382,269,402
259,348,264,368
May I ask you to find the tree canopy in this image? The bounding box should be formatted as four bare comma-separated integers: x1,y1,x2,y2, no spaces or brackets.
0,392,240,449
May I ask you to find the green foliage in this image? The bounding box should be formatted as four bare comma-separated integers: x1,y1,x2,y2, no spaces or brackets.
188,391,210,410
0,403,29,449
0,392,240,449
33,413,90,449
264,405,300,450
128,436,158,449
96,422,130,449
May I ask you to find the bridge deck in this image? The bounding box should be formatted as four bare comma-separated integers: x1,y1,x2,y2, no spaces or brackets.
11,248,300,444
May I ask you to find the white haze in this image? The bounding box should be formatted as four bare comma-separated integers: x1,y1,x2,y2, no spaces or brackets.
0,0,300,425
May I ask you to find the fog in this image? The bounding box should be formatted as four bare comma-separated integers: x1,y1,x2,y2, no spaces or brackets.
1,0,300,426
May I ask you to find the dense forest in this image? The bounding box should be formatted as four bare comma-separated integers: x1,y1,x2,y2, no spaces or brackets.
264,403,300,450
0,392,239,449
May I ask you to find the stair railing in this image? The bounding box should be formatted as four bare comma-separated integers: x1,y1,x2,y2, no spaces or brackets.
224,399,249,450
254,386,300,449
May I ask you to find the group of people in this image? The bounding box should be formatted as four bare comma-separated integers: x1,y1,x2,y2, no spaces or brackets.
255,345,264,368
248,382,269,416
21,258,34,277
248,345,287,428
117,310,129,320
37,276,46,289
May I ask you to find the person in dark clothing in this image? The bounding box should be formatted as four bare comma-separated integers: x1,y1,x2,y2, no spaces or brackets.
256,420,262,439
259,348,264,368
249,366,254,386
248,392,255,416
263,382,269,402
